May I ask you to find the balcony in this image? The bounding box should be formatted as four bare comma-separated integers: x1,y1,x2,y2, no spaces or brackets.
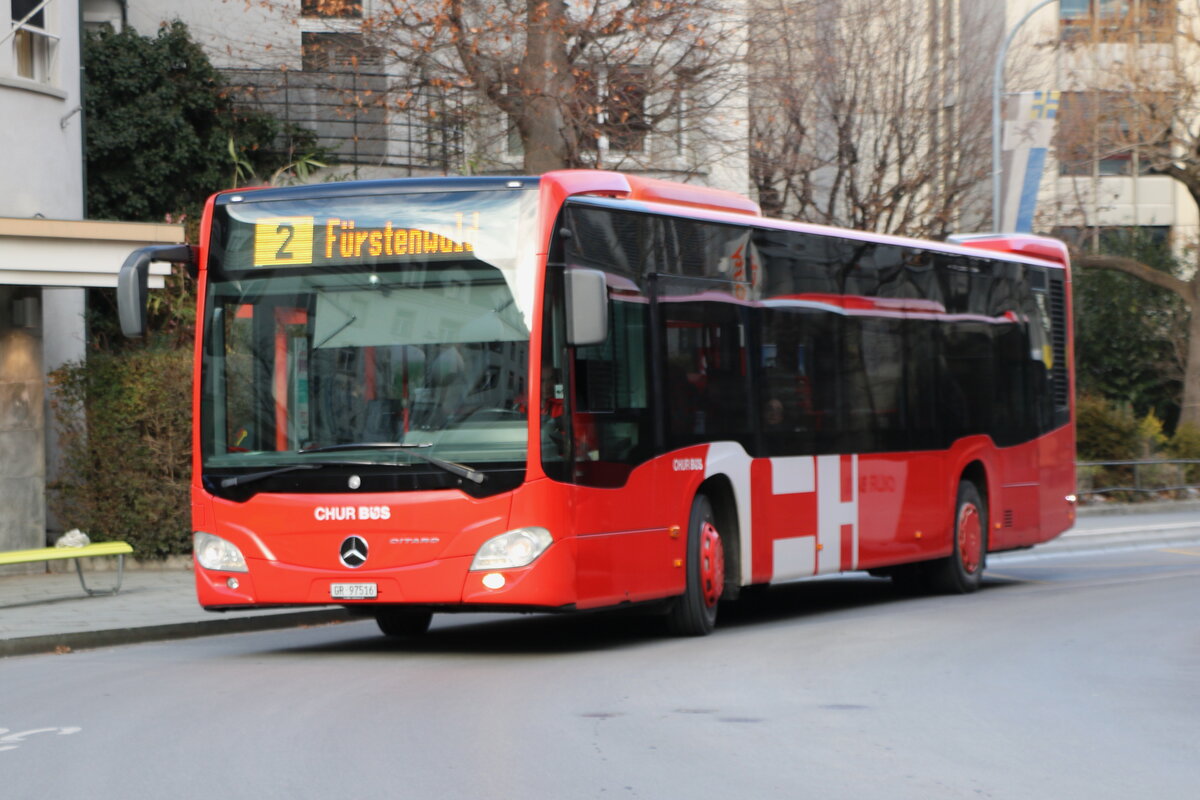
221,68,466,176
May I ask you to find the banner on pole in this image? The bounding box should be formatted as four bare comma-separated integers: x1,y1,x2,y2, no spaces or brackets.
1001,90,1060,233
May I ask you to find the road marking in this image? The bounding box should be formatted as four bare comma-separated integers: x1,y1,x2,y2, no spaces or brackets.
1161,548,1200,557
0,727,81,753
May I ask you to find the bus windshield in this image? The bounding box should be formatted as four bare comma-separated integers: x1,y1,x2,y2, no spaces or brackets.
199,187,539,480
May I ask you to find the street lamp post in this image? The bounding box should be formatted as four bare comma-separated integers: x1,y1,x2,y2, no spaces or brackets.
992,0,1059,231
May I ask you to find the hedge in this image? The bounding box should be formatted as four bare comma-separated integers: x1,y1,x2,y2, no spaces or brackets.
50,349,192,558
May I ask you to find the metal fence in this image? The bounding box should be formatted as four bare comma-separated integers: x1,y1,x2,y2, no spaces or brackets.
222,68,467,175
1077,459,1200,500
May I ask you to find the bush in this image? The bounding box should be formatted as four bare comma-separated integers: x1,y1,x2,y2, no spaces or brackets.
1167,423,1200,485
1075,395,1141,499
1075,394,1140,462
50,350,192,559
1137,410,1167,457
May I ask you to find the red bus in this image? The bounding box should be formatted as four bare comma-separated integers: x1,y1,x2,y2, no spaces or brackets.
118,170,1075,636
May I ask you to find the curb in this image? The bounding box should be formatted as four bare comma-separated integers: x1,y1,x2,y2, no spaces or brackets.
1004,526,1200,558
1076,499,1200,517
0,607,357,659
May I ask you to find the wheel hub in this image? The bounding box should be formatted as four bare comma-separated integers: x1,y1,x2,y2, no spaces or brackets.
699,522,725,608
957,503,982,575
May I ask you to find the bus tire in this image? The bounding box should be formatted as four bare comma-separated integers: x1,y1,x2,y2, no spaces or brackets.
667,494,725,636
375,608,433,637
929,480,987,594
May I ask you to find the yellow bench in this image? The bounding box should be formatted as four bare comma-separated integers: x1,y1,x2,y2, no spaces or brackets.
0,542,134,596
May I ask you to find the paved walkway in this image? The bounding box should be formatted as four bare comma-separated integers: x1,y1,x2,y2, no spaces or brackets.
0,567,351,658
1,501,1197,658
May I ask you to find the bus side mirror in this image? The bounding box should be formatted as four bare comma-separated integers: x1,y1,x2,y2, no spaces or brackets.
117,244,196,338
565,268,608,347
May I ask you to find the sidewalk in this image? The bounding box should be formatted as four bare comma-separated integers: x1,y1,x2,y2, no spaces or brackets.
1037,499,1200,553
0,566,353,658
2,501,1198,658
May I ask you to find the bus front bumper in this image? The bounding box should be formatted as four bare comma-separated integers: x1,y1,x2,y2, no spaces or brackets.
193,541,578,611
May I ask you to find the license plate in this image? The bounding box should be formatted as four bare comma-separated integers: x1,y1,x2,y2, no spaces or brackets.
331,582,378,600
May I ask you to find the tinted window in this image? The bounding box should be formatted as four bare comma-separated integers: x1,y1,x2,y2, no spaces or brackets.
571,288,655,487
660,276,754,452
556,211,1069,466
757,228,839,298
753,228,1067,455
758,305,840,455
562,205,664,285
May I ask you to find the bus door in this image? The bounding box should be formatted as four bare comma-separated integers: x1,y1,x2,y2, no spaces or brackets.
657,275,755,582
561,273,668,605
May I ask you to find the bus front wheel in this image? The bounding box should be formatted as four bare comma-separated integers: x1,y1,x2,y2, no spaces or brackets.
929,480,987,594
667,494,725,636
375,608,433,637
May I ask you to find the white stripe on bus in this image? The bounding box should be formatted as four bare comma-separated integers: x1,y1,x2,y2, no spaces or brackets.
770,454,859,582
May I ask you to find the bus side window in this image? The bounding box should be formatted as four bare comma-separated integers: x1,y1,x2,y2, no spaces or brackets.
757,307,837,456
661,293,753,452
571,293,654,488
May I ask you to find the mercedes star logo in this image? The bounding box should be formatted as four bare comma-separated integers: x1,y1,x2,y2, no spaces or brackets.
339,536,369,568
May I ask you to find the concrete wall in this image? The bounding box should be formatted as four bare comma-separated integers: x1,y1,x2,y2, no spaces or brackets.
41,287,86,537
0,287,46,572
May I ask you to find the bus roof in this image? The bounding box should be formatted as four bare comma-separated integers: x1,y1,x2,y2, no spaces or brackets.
213,171,1068,271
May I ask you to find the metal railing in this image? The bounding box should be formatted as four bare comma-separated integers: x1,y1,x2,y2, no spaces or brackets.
1076,459,1200,500
222,68,467,175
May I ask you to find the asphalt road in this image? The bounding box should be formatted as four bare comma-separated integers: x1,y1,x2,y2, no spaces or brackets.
3,541,1199,799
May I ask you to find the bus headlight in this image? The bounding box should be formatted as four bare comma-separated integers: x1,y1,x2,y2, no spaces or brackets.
194,532,249,572
470,527,553,571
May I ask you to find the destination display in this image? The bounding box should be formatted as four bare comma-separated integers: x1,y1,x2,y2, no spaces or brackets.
251,212,483,268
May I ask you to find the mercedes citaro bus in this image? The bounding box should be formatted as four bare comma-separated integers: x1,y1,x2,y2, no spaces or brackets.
118,171,1074,637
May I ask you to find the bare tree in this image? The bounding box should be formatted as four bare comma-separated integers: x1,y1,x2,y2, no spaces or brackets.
748,0,995,238
293,0,748,175
1050,1,1200,428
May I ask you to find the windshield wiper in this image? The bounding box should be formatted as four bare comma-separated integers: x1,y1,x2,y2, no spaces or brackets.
298,442,486,484
219,463,325,489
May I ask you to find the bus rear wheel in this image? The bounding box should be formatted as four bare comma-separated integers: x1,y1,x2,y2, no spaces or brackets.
929,480,987,594
375,608,433,637
667,494,725,636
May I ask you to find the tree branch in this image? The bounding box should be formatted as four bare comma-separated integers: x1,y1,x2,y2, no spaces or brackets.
1075,253,1193,306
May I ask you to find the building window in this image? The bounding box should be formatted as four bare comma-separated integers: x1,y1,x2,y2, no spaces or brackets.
10,0,57,83
1056,91,1169,177
301,0,362,18
301,32,380,72
1060,0,1175,44
568,66,650,154
504,67,651,158
604,66,649,152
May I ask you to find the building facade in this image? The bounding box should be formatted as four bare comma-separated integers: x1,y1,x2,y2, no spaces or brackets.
1003,0,1199,246
747,0,1005,237
92,0,749,194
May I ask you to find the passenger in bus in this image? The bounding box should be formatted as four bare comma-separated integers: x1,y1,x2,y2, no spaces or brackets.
763,397,788,431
